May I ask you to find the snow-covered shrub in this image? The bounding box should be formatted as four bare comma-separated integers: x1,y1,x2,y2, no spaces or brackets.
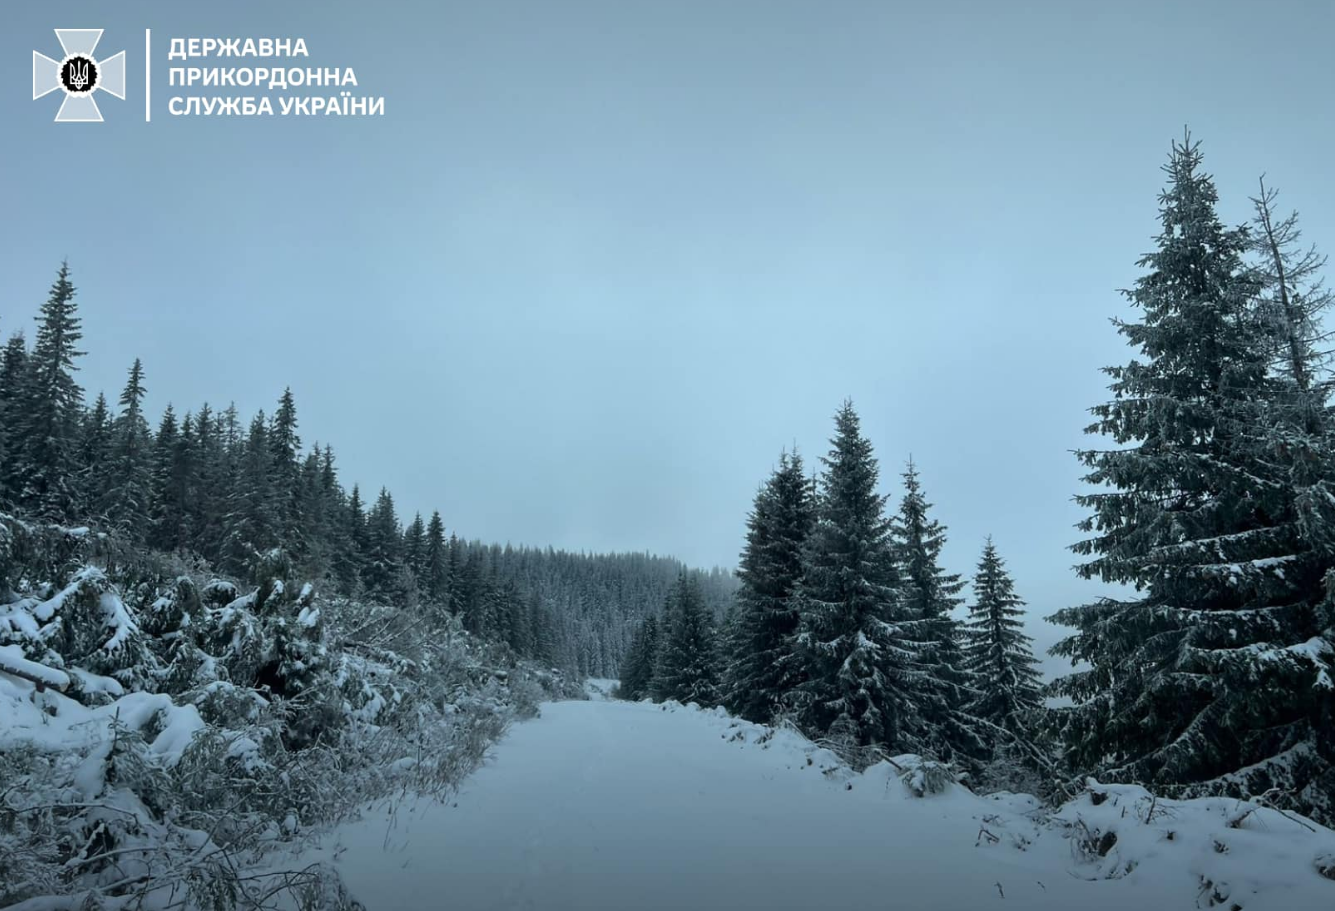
1,520,569,910
896,755,956,797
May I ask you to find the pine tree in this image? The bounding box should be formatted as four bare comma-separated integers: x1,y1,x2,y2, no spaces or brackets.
455,547,484,623
445,534,464,613
793,401,923,751
295,448,327,575
403,512,427,582
220,412,280,573
333,481,366,592
361,487,407,601
652,573,718,705
723,449,813,723
17,262,85,520
619,614,660,700
962,538,1042,744
892,459,986,763
269,388,303,548
149,405,193,551
423,511,449,604
195,402,240,562
100,358,153,538
0,333,30,507
78,392,113,513
1049,136,1335,821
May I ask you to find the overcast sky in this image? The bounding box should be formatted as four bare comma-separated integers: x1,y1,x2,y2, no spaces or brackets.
3,0,1334,672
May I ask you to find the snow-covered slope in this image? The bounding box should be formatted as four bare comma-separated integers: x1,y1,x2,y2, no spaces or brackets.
321,699,1335,911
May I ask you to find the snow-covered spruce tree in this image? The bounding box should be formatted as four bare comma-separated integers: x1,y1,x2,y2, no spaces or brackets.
361,487,411,604
77,392,113,518
618,613,660,700
219,412,281,575
149,404,195,552
723,449,814,723
423,510,450,607
14,262,85,522
891,459,986,764
962,538,1042,748
652,572,719,706
98,358,153,539
403,511,427,584
1048,136,1335,823
792,400,924,752
0,332,29,509
269,387,303,551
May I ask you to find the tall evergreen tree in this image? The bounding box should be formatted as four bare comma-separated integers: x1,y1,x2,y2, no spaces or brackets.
220,412,280,573
149,405,193,551
423,511,449,603
361,487,407,601
723,449,813,723
0,332,30,507
100,358,153,538
619,614,661,701
892,459,985,763
445,533,464,613
793,401,923,751
403,512,427,581
17,262,85,520
962,538,1042,743
1049,136,1335,822
652,573,719,705
77,392,113,512
269,388,303,549
333,481,366,592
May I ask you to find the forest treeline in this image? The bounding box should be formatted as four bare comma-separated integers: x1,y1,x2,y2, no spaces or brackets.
622,135,1335,824
0,298,734,679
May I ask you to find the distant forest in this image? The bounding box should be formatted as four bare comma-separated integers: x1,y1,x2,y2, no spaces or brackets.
0,287,736,679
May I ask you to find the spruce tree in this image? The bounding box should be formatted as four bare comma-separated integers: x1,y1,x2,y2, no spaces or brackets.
445,533,464,613
423,511,449,604
220,412,280,573
0,333,29,507
619,614,660,700
724,449,813,723
1049,136,1335,821
100,358,153,538
403,512,427,582
334,482,367,592
361,487,407,601
269,388,303,548
78,392,113,513
652,573,719,706
892,459,986,763
793,401,923,751
18,263,85,520
962,538,1042,744
149,405,193,551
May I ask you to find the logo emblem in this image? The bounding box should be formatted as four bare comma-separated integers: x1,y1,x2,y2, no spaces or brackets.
33,29,125,122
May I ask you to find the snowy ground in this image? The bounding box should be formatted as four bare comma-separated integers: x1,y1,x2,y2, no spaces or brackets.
320,699,1335,911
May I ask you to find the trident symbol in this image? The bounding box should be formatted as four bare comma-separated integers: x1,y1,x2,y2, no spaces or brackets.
69,60,90,91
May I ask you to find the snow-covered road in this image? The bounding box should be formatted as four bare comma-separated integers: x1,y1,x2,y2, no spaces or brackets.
325,699,1334,911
